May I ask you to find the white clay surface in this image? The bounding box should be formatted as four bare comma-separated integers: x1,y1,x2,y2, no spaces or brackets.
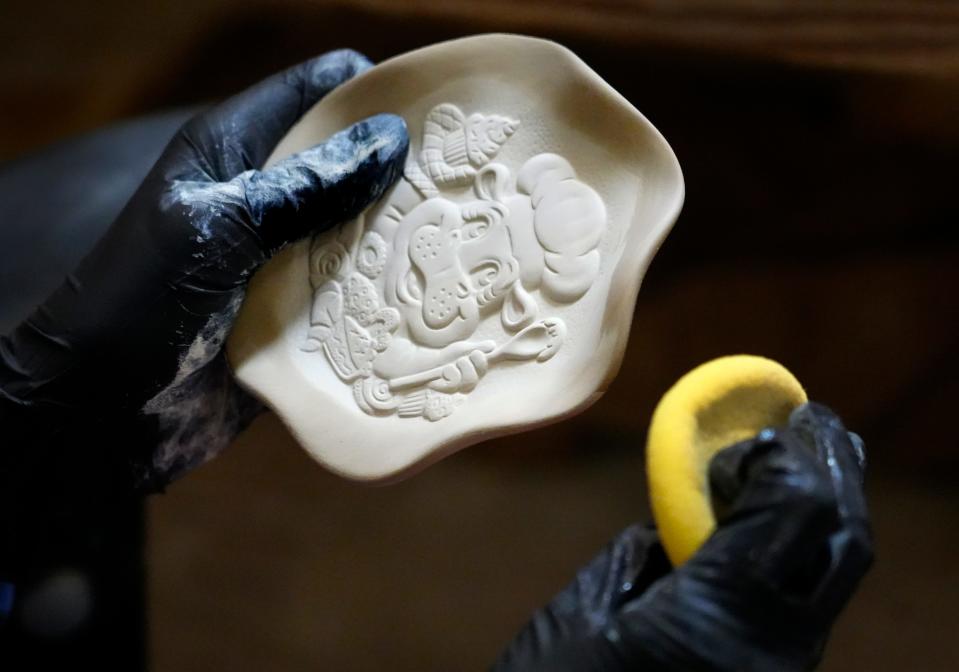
227,34,684,481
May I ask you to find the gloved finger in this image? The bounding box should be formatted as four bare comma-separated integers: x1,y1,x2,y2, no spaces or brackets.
237,113,409,254
705,431,841,589
491,525,668,672
787,402,869,524
785,404,873,617
169,49,374,180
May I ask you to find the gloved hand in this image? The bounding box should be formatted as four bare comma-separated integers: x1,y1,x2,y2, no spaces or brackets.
0,50,409,492
494,402,873,672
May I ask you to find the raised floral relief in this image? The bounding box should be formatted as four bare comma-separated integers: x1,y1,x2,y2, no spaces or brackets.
302,104,607,420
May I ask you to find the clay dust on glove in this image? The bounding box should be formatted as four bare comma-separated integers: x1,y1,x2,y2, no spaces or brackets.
0,50,409,492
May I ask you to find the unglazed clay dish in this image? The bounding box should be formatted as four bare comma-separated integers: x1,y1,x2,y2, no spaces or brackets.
227,34,684,481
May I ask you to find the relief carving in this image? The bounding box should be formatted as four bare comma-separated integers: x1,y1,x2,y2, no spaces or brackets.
303,104,607,420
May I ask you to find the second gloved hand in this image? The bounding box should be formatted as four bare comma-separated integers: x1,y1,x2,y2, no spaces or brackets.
494,402,873,672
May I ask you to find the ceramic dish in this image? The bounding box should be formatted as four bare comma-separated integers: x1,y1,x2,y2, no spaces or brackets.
227,34,684,481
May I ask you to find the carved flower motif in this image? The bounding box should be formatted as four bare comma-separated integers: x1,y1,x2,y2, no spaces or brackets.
355,231,389,279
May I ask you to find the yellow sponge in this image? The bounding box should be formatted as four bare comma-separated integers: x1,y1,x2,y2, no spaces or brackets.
646,355,807,566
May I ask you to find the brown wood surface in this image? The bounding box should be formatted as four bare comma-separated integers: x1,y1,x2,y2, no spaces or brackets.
352,0,959,75
3,0,959,158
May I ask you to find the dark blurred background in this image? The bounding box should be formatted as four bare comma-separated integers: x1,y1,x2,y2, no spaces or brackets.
1,1,958,670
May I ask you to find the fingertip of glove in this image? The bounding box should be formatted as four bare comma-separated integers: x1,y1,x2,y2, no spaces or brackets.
788,401,848,442
320,48,374,76
788,401,866,479
847,431,866,474
299,49,374,102
354,113,409,151
345,113,410,181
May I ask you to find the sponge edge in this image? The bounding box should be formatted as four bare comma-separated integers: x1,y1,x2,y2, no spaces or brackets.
647,355,808,566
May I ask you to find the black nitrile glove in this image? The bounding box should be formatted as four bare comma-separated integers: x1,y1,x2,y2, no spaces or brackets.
495,402,873,672
0,50,409,493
